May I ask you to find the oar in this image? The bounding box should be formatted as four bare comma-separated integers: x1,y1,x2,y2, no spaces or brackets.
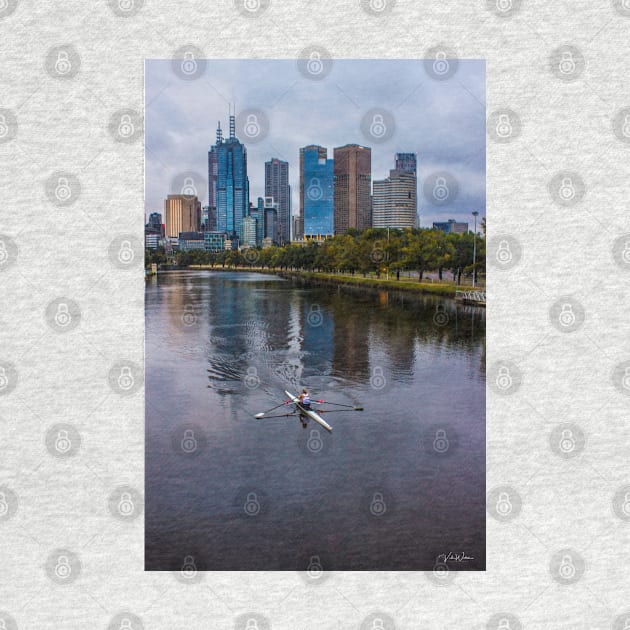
315,400,364,411
254,400,291,418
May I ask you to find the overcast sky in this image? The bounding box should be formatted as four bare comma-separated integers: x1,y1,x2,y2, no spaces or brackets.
145,59,485,228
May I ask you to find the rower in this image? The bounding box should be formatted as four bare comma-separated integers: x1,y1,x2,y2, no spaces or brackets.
298,388,311,409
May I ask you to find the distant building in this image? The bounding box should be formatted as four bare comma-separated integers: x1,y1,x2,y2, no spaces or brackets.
262,237,274,249
145,227,160,250
204,232,225,252
394,152,417,174
433,219,468,234
334,144,372,234
178,231,206,251
148,212,163,236
242,215,257,248
300,145,334,239
372,168,417,229
265,158,290,245
260,197,279,244
292,214,304,241
164,195,201,238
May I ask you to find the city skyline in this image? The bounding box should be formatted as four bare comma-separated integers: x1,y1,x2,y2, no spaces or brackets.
145,59,485,227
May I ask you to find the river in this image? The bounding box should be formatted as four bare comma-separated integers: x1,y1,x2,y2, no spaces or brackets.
145,270,485,571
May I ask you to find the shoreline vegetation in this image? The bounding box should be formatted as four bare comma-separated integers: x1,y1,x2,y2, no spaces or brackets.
146,228,485,299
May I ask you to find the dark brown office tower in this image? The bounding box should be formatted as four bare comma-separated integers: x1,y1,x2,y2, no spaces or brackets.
333,144,372,234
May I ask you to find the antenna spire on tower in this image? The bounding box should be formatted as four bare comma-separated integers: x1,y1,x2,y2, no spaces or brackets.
229,103,235,139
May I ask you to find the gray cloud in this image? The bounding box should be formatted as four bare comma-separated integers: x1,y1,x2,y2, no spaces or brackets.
146,59,485,228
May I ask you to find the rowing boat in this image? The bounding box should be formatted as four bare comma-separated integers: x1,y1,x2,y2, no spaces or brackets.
284,390,333,433
254,392,363,431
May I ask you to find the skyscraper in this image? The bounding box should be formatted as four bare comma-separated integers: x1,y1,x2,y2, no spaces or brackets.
372,154,418,229
333,144,372,234
395,152,417,174
164,195,201,238
300,145,334,239
265,158,290,245
215,111,249,241
207,122,222,232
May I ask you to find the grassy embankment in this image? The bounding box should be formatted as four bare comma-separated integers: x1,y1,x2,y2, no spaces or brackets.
188,265,460,296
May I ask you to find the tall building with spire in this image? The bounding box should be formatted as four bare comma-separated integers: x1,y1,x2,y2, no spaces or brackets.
333,144,372,234
206,121,222,232
265,158,290,245
213,108,249,241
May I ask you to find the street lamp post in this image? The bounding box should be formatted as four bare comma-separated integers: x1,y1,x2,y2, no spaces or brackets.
472,211,479,288
386,226,390,281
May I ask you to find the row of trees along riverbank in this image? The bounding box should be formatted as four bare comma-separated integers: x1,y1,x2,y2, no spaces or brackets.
146,227,486,285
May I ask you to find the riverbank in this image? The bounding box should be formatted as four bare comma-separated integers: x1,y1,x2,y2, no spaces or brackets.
178,265,476,297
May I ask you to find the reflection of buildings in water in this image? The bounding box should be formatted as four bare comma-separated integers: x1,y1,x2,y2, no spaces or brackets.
330,297,370,380
300,295,334,381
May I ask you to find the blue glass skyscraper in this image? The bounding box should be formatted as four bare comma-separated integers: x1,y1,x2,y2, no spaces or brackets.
215,113,249,241
300,145,334,238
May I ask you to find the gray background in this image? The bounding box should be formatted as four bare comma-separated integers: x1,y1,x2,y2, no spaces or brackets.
1,0,630,629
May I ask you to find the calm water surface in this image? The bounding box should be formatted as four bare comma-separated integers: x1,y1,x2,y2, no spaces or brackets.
145,271,485,571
